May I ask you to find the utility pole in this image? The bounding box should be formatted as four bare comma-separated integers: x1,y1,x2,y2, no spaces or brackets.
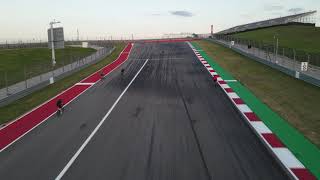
49,20,61,67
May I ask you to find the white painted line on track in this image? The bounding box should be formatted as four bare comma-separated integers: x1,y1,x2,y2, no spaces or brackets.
76,83,95,86
55,59,149,180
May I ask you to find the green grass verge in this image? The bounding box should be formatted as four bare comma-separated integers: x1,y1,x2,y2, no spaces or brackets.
0,43,125,125
192,40,320,178
0,47,96,88
232,25,320,54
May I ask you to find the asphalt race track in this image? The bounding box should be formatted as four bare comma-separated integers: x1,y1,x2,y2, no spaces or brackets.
0,42,289,180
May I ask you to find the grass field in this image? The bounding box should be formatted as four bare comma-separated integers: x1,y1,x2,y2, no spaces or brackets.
0,43,124,125
196,40,320,147
0,47,96,88
232,25,320,54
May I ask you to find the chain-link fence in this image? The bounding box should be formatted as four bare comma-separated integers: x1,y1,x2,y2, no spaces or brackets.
215,34,320,67
0,46,115,104
210,35,320,87
0,41,48,49
0,40,117,49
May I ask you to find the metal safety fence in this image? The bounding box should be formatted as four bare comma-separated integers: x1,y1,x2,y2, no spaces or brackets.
0,46,115,105
215,34,320,67
209,36,320,87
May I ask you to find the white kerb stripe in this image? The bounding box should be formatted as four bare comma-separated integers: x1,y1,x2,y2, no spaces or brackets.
273,148,304,168
250,122,272,134
237,104,252,113
217,77,223,81
55,59,150,180
220,84,230,89
210,72,218,76
207,67,214,71
227,92,239,99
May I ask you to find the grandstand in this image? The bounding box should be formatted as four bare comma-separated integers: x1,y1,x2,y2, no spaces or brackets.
217,11,317,35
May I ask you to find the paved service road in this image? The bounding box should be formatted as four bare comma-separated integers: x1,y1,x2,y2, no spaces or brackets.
0,42,289,180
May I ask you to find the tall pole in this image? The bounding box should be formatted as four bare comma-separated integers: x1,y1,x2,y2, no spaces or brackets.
49,20,61,67
50,22,56,67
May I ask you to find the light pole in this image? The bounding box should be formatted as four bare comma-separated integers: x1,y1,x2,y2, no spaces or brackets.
49,20,61,67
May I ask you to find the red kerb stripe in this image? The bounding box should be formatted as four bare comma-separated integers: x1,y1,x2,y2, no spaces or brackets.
225,88,233,93
233,98,244,105
244,112,261,121
291,168,316,180
261,133,285,148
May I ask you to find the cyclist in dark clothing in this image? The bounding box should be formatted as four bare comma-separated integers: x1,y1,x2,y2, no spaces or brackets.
100,70,105,79
213,76,218,87
121,68,125,76
56,99,64,115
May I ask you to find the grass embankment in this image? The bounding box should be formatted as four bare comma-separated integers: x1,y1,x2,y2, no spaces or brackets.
232,25,320,54
0,43,125,125
196,40,320,147
0,47,96,88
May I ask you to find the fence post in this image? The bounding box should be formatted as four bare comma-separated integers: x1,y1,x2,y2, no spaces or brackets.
293,49,296,71
52,64,55,81
307,54,310,72
70,58,73,70
40,64,43,82
62,59,65,72
5,71,9,95
24,65,28,88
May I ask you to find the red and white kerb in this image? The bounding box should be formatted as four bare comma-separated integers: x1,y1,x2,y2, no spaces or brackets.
187,42,316,180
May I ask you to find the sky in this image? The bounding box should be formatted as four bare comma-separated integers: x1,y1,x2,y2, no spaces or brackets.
0,0,319,42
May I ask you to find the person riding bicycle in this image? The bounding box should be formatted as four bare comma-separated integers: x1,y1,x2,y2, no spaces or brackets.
56,99,64,115
213,76,218,87
100,70,105,79
121,68,125,76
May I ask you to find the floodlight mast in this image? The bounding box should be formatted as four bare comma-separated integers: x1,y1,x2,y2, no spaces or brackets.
50,20,61,67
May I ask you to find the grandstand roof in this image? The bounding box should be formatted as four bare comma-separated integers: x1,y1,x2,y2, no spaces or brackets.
217,11,317,35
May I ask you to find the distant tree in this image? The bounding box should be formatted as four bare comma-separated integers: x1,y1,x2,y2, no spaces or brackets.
192,33,199,38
